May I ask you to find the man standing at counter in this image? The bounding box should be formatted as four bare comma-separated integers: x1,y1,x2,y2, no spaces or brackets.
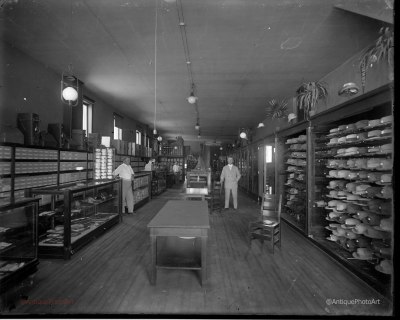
113,157,135,214
220,156,241,210
172,161,181,185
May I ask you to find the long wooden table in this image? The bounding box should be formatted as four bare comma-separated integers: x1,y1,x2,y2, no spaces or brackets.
147,200,210,285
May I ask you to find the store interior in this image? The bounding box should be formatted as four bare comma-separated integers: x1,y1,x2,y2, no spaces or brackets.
0,0,394,316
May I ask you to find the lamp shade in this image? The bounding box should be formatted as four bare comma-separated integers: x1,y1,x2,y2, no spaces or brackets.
153,129,157,135
187,95,198,104
257,122,265,128
62,86,78,102
195,124,200,130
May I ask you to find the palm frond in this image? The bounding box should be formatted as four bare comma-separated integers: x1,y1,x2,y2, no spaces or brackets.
266,98,288,119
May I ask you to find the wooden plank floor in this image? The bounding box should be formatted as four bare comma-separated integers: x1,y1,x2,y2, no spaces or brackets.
8,186,392,316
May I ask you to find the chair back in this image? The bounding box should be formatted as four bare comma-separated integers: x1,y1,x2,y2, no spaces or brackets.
261,193,282,221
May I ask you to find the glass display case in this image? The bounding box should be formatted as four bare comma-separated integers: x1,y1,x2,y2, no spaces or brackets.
151,170,167,196
133,172,151,208
26,179,122,259
276,125,308,234
309,107,393,297
0,198,39,292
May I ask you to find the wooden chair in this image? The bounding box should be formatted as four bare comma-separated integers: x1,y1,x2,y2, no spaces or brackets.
248,193,282,253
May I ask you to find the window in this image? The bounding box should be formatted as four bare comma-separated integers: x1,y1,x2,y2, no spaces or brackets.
136,130,141,145
114,113,123,140
82,98,93,137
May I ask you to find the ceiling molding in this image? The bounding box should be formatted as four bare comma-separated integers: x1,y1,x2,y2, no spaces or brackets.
334,1,393,24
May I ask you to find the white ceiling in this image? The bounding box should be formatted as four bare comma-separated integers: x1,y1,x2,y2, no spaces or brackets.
0,0,392,143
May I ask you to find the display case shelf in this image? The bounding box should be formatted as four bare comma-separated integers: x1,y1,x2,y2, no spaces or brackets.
26,180,122,259
0,198,39,294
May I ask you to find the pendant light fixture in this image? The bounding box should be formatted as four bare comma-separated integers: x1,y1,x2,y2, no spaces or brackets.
257,122,265,128
187,83,198,104
153,0,159,136
61,64,79,106
60,1,79,107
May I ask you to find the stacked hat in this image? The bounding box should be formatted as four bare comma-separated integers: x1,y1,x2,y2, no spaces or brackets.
367,200,391,215
326,234,338,242
329,180,347,189
355,158,368,169
328,200,339,208
337,170,350,178
357,171,369,180
352,223,369,235
347,171,358,180
362,212,381,226
378,159,392,171
367,130,381,138
336,201,347,212
345,134,358,142
368,145,381,153
355,237,371,248
337,190,351,198
345,182,359,192
315,200,327,207
352,248,373,260
367,172,382,183
353,211,369,220
346,159,356,168
297,135,307,142
338,125,347,131
378,173,392,184
336,148,347,156
346,123,357,131
346,203,361,214
367,158,381,169
380,128,392,137
337,214,351,224
379,144,392,154
328,211,342,220
355,120,369,129
344,231,359,241
365,186,382,198
329,127,339,134
327,137,339,145
344,218,362,228
346,194,362,201
380,185,393,199
363,227,390,239
328,190,339,198
345,239,357,251
380,115,393,124
374,218,393,232
356,132,368,141
354,184,371,195
368,119,381,127
332,226,346,237
375,259,393,275
338,136,347,144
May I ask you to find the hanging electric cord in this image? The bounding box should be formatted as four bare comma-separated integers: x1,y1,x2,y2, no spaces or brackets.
153,0,158,135
175,0,200,131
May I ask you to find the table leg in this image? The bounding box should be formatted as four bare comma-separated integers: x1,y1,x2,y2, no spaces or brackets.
201,236,207,286
150,235,157,285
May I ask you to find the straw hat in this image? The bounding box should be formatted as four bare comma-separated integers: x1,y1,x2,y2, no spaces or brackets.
355,120,369,129
375,259,393,274
352,248,373,260
380,115,393,124
368,119,381,127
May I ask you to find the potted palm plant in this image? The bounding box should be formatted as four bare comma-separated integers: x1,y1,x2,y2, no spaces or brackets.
266,98,288,119
359,27,394,92
296,81,328,120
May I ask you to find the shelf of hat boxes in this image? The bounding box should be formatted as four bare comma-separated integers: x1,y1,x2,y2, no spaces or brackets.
309,113,393,296
0,144,93,205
